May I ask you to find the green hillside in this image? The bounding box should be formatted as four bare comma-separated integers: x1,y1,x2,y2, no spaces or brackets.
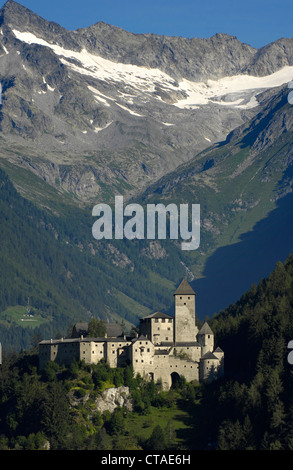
0,167,185,351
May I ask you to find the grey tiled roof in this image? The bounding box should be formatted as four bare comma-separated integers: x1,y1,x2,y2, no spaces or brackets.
174,278,196,295
198,322,213,335
201,351,219,360
141,311,174,320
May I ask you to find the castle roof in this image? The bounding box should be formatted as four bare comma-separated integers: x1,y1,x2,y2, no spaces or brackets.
72,322,88,337
214,346,223,353
198,322,213,336
71,322,123,338
174,341,201,347
201,351,219,360
154,349,170,355
141,311,173,320
106,323,124,337
174,278,196,296
39,335,132,345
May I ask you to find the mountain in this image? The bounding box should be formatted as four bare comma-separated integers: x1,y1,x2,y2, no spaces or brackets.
137,84,293,316
1,0,293,204
1,1,293,350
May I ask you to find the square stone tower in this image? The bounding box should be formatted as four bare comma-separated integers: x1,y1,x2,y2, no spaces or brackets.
174,278,198,344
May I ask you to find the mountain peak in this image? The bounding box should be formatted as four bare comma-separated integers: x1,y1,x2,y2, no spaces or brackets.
0,0,40,27
1,0,29,15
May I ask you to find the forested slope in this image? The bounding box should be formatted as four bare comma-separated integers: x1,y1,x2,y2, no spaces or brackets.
203,256,293,449
0,167,182,351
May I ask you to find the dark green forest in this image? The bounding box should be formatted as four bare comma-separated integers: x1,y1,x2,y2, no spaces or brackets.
1,255,293,450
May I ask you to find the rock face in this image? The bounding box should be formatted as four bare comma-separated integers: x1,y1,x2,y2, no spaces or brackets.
1,1,293,203
94,386,133,413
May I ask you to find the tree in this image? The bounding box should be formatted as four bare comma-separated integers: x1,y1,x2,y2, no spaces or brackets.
88,318,106,337
146,425,166,450
165,420,176,449
40,382,71,449
107,407,125,436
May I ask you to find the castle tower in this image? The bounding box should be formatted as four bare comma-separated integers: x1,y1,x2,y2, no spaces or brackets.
174,278,198,344
197,322,214,355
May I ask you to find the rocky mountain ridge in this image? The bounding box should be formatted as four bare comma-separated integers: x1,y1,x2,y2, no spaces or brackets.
1,1,293,204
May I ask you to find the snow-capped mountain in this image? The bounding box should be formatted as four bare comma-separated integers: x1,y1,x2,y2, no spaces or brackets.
1,0,293,202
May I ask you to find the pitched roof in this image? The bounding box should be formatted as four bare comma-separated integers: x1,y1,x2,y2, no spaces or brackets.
198,322,213,335
201,351,219,360
106,323,123,337
131,334,149,343
141,311,174,320
174,341,201,347
174,278,196,296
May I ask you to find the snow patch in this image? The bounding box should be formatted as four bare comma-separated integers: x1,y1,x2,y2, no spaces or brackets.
115,102,144,117
12,29,293,111
2,45,9,55
94,121,113,133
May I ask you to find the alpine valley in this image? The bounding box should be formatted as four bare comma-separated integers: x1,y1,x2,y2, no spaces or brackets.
1,0,293,350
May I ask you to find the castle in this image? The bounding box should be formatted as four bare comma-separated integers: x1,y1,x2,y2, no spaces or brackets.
39,278,224,389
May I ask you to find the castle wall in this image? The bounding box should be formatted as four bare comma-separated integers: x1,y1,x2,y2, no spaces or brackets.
200,357,222,382
106,340,132,367
173,344,202,362
133,353,200,390
131,338,155,372
39,339,81,369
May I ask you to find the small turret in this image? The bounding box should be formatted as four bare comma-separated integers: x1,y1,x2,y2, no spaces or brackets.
197,321,214,355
